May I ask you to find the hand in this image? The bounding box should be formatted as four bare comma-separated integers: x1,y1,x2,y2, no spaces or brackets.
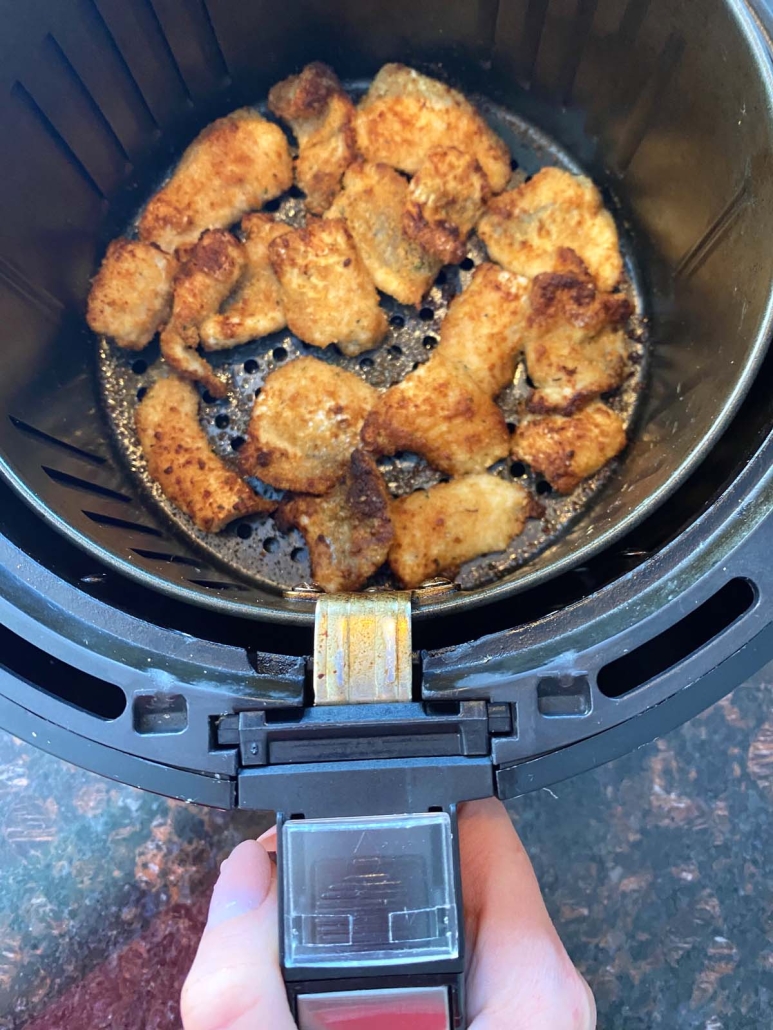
181,798,596,1029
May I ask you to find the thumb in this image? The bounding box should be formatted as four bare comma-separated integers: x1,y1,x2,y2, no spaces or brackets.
181,838,296,1030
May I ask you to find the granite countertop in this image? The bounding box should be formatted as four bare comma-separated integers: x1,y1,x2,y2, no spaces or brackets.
1,666,773,1029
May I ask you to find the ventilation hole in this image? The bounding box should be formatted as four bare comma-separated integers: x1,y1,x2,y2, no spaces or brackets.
188,579,249,591
288,184,304,198
423,335,438,350
133,693,188,735
215,413,230,429
507,423,517,436
423,701,461,716
537,676,592,717
291,546,308,563
419,306,435,321
525,375,536,389
265,707,305,724
510,157,519,170
360,357,374,370
42,466,132,504
9,416,106,465
264,197,281,212
264,537,280,553
82,510,164,537
435,270,447,286
460,257,475,271
388,344,403,359
536,480,552,496
273,346,288,362
244,358,258,374
511,461,526,477
131,548,202,567
597,579,756,699
132,358,147,375
230,435,245,451
236,523,253,540
0,622,125,719
389,314,405,328
136,386,147,401
201,390,219,404
254,387,262,399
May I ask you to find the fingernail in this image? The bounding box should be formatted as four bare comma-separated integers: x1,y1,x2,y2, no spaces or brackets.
257,825,277,845
207,839,273,929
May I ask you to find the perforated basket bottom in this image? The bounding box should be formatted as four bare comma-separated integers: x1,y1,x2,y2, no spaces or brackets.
98,90,647,598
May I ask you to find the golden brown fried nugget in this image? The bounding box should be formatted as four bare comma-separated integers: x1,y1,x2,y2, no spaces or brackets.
240,356,378,494
277,450,393,592
135,376,271,533
199,214,291,349
512,402,626,494
403,147,491,265
268,218,387,355
160,230,246,398
435,263,529,396
326,160,441,306
522,249,632,414
389,475,531,588
356,64,510,193
361,358,509,476
478,167,623,291
87,239,177,350
138,109,292,254
268,62,357,215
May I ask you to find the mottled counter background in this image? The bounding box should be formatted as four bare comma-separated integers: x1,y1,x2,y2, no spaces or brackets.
2,666,773,1030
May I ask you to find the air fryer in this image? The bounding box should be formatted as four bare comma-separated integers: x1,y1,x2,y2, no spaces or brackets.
1,0,773,1025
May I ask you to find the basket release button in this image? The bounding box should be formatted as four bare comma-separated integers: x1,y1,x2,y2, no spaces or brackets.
297,986,450,1029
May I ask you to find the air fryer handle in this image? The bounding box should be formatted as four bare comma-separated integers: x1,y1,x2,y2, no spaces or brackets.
277,810,466,1029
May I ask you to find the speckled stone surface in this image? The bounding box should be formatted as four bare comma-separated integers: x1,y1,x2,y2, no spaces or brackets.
2,667,773,1029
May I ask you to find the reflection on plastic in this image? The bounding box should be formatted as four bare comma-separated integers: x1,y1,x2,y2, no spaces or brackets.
283,813,459,968
297,986,450,1030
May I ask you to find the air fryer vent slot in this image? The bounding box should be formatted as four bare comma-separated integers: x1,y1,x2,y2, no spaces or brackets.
82,509,164,537
9,416,106,465
0,623,125,719
597,578,756,698
41,465,133,503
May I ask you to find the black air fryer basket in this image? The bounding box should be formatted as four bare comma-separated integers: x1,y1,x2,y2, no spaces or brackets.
2,0,773,1019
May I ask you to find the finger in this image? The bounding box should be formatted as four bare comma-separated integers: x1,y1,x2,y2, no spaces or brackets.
181,839,296,1030
257,825,277,852
459,798,595,1030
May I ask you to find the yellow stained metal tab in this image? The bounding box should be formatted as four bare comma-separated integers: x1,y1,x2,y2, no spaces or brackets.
313,593,413,704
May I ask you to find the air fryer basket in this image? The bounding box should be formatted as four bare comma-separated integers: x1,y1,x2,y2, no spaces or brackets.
0,0,772,627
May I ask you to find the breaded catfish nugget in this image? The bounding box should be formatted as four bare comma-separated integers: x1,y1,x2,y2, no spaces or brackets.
268,62,357,214
389,475,532,588
361,358,509,476
268,218,387,354
160,230,246,398
200,214,291,348
327,161,441,306
136,376,271,532
478,167,623,291
404,147,491,265
87,240,177,350
522,249,632,414
277,450,393,592
356,65,510,193
436,263,528,396
139,109,292,254
512,402,626,494
240,356,377,493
